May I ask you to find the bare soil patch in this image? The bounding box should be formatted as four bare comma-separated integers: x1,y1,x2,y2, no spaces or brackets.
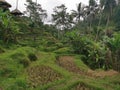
0,87,3,90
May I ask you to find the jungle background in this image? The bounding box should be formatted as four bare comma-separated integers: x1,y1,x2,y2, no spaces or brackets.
0,0,120,90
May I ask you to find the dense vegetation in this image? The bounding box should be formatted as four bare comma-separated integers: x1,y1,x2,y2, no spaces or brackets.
0,0,120,90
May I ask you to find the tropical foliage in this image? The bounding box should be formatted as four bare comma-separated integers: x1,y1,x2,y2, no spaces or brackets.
0,0,120,89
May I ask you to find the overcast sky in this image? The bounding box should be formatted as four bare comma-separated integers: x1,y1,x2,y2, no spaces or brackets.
7,0,89,22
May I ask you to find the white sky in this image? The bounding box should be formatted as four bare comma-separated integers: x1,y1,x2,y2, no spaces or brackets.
7,0,89,22
7,0,89,11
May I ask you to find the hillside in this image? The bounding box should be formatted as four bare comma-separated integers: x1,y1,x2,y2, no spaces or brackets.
0,47,120,90
0,0,120,90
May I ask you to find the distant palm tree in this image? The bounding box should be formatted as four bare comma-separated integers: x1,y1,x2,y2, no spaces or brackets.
52,4,73,38
84,0,97,31
95,0,105,41
71,2,84,23
103,0,117,32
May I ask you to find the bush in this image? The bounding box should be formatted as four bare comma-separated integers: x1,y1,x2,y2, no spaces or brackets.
0,68,16,78
8,78,27,90
66,31,107,69
0,9,20,44
11,52,30,67
55,43,64,48
11,53,25,59
106,33,120,71
43,46,58,52
85,42,106,69
0,46,5,53
28,53,37,61
65,31,91,54
54,47,71,54
19,58,30,67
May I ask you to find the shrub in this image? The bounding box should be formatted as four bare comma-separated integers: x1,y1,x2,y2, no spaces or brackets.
55,43,64,48
11,52,30,67
66,31,107,69
11,53,25,59
0,9,20,44
106,33,120,71
54,47,71,54
19,58,30,67
8,78,27,90
0,64,20,78
0,46,5,53
43,46,58,52
15,79,27,89
85,42,106,69
28,53,37,61
0,68,15,78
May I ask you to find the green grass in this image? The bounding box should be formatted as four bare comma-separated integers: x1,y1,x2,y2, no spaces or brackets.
74,55,89,71
0,46,120,90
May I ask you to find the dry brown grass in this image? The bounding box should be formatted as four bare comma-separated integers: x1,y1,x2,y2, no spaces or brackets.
56,56,84,74
56,56,119,78
27,66,62,88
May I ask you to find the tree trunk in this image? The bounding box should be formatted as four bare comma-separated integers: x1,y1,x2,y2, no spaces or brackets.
89,20,92,34
95,11,102,41
105,15,110,36
3,29,9,43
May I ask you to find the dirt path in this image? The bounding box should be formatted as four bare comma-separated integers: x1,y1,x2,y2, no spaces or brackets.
0,87,3,90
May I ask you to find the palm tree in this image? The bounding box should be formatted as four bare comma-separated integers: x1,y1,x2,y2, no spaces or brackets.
103,0,117,33
84,0,97,31
25,0,47,26
95,0,105,41
52,4,71,38
52,4,74,39
89,0,96,6
71,2,84,23
52,4,67,30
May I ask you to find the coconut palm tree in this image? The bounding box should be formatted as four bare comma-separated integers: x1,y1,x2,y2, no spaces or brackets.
52,4,73,39
103,0,117,33
84,0,97,31
95,0,105,41
25,0,47,26
71,2,85,23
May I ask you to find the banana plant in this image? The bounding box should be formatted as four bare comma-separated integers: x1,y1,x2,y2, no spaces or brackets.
0,9,19,43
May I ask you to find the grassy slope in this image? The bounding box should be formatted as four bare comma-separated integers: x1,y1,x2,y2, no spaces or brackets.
0,46,120,90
